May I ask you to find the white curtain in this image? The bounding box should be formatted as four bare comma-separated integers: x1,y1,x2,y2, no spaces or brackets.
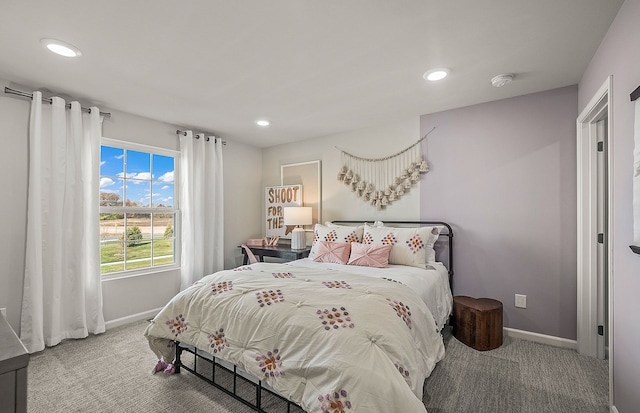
634,100,640,243
20,92,105,353
180,131,224,289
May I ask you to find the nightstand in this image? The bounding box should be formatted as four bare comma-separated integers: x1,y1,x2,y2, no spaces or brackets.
239,245,311,265
452,295,503,351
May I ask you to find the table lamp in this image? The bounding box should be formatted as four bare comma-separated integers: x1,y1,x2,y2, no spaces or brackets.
284,206,312,250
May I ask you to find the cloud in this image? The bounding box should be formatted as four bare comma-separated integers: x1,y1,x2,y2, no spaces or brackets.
100,161,106,166
158,171,174,182
115,154,124,160
161,185,170,190
100,177,115,188
117,171,152,182
135,172,152,180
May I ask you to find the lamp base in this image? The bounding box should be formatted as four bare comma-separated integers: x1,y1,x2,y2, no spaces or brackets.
290,227,306,250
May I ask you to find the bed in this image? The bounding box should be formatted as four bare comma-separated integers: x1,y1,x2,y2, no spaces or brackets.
144,221,453,413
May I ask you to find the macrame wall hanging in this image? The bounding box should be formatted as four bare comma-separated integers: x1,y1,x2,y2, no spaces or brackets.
336,127,435,210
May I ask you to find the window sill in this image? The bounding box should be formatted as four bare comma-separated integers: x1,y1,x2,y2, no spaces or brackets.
101,264,180,282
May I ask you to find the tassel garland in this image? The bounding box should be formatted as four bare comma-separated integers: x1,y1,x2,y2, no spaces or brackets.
335,127,434,209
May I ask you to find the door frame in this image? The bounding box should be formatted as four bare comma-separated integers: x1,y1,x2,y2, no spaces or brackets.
576,75,613,406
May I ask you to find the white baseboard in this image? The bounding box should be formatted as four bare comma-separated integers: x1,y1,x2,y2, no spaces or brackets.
504,327,577,350
105,307,163,330
611,406,618,413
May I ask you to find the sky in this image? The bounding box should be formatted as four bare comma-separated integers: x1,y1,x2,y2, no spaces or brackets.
99,146,174,207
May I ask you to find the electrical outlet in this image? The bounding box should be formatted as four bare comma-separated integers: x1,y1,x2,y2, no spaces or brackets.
0,308,6,318
515,294,527,309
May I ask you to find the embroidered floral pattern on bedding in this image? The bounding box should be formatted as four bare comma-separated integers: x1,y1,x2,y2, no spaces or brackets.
387,298,412,329
210,281,233,296
381,233,397,245
317,307,353,330
208,328,228,354
256,290,285,307
405,234,425,254
166,314,187,337
256,349,284,377
322,280,352,289
272,272,295,278
319,389,352,412
395,363,411,384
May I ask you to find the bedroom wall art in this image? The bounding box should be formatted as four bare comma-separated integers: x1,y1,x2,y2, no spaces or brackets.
336,127,434,210
265,184,302,239
281,160,322,227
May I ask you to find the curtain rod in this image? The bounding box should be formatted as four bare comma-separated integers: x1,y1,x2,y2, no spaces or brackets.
631,85,640,102
4,86,112,118
176,129,227,145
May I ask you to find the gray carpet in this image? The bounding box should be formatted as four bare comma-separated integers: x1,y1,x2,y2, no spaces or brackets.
27,320,608,412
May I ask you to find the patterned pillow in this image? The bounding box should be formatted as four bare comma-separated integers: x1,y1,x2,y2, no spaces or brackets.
362,224,441,268
347,243,392,268
309,224,363,260
312,241,351,265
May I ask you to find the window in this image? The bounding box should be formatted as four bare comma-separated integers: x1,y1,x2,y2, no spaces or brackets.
99,139,179,275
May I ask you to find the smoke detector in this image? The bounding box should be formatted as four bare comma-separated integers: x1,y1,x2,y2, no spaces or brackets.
491,74,514,87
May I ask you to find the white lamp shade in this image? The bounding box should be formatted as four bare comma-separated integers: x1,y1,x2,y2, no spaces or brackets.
283,207,312,226
284,207,312,250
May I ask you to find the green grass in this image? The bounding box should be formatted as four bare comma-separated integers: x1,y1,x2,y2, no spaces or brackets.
100,238,175,274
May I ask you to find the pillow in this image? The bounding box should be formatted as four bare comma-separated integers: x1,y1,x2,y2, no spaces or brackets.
424,226,443,262
309,224,363,259
373,222,443,263
362,224,442,268
347,243,392,268
312,241,351,264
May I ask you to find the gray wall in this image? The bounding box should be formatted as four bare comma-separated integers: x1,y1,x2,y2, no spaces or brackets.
0,79,263,332
419,86,578,339
578,0,640,410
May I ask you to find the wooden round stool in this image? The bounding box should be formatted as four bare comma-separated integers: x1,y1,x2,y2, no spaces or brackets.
452,296,503,351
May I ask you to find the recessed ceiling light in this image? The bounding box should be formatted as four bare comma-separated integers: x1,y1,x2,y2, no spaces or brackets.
256,120,270,127
423,68,450,81
40,38,82,57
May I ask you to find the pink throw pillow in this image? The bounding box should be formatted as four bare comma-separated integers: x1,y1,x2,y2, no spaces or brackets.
347,243,392,268
313,241,351,264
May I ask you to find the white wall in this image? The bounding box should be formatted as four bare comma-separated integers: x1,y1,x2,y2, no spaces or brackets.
0,80,29,332
578,0,640,410
261,117,422,227
0,79,263,331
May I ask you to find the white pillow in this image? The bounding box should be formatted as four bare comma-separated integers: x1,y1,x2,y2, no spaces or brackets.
362,223,442,267
309,224,364,260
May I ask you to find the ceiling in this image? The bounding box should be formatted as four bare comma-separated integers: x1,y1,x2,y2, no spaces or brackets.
0,0,623,148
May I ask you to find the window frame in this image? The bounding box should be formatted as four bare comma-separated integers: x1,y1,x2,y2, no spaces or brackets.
99,137,181,279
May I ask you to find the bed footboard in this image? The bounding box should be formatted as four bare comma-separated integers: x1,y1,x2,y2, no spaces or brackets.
174,342,304,413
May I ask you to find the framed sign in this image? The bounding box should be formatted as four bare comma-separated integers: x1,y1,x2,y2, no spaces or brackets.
281,160,321,227
265,184,302,238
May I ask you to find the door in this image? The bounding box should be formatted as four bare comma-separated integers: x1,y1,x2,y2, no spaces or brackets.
595,118,608,360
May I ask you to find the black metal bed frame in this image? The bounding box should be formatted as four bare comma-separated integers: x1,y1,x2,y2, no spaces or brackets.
173,220,454,412
174,343,302,412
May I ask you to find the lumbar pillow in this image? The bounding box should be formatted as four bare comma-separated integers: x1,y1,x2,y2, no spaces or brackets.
347,242,392,268
312,241,352,265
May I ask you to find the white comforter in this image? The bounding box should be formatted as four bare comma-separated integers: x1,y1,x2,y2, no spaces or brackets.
145,261,448,413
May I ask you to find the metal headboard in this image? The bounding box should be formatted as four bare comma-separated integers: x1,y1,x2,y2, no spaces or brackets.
331,220,454,286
